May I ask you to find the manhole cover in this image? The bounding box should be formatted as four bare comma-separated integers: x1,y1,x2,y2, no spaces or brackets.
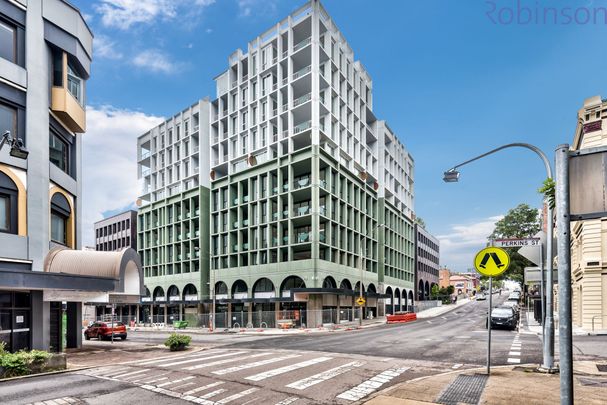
436,374,489,405
597,364,607,372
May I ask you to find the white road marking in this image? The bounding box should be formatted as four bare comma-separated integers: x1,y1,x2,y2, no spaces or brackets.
335,367,409,401
452,363,463,369
172,381,196,390
245,357,333,381
184,352,272,371
441,316,447,320
142,376,169,384
507,358,521,364
215,388,259,404
508,351,521,356
161,351,249,367
285,361,364,390
133,349,230,365
426,321,433,324
274,397,300,405
132,371,171,383
157,375,196,387
212,354,301,375
183,381,225,396
112,368,150,379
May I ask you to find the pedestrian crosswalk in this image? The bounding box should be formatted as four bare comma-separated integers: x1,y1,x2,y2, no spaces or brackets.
76,348,412,404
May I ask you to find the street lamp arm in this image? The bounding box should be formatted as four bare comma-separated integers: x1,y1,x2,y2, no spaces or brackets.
446,143,553,179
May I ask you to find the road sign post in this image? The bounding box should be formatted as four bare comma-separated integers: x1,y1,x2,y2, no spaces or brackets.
474,246,510,375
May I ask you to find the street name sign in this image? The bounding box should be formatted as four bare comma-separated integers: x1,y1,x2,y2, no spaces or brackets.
356,297,366,306
474,247,510,277
493,238,540,248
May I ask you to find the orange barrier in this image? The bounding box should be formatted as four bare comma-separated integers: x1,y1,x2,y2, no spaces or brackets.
386,313,417,324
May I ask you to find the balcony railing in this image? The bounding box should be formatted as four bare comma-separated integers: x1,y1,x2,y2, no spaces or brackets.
293,65,311,80
295,205,310,216
282,129,289,139
294,176,310,189
293,37,311,53
294,120,311,134
296,232,310,243
293,92,311,107
140,151,150,160
282,50,288,59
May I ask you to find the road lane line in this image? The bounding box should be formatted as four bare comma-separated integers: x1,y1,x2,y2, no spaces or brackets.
507,358,521,364
135,349,229,365
212,353,301,375
508,351,521,356
184,352,272,371
274,397,300,405
183,381,225,396
157,375,196,387
215,388,259,404
335,367,409,401
161,351,248,367
245,357,333,381
285,361,364,390
112,368,150,379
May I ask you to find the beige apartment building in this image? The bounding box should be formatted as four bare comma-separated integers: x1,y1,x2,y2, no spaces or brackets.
569,95,607,332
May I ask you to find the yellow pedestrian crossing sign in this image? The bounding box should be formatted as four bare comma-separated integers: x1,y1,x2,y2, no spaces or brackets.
356,297,366,306
474,247,510,277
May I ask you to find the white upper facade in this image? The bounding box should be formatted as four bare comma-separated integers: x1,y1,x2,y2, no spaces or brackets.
210,0,414,217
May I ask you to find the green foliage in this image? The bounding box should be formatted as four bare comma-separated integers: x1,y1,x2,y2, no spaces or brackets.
415,216,426,229
430,284,440,298
487,203,541,284
0,349,50,378
447,285,455,295
164,333,192,351
538,178,555,210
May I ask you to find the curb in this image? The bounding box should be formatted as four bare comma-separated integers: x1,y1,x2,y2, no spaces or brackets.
0,365,96,383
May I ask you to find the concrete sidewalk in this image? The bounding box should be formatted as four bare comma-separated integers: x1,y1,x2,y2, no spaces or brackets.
415,298,471,319
364,360,607,405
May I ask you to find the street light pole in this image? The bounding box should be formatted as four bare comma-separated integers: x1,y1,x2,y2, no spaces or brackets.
444,142,555,371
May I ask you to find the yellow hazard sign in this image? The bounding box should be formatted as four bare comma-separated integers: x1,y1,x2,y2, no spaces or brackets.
356,297,366,306
474,247,510,277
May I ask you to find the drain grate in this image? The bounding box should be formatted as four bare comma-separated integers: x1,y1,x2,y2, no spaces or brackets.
597,364,607,372
436,374,489,405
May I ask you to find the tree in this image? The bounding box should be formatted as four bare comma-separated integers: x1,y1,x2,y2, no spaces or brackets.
487,203,540,284
415,216,426,229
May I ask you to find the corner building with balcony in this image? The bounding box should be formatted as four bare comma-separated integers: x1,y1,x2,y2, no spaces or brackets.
0,0,143,352
208,0,415,328
137,100,211,325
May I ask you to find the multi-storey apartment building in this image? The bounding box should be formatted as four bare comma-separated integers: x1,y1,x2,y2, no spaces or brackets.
569,95,607,332
137,100,211,325
94,210,137,252
208,0,415,326
415,224,440,300
0,0,143,352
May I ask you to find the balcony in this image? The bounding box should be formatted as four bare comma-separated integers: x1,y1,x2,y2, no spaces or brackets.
293,37,311,53
294,120,311,134
293,176,310,190
293,65,311,80
295,205,310,216
296,232,310,243
293,92,311,107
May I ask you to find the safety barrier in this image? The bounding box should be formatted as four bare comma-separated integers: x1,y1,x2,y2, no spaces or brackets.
386,312,417,324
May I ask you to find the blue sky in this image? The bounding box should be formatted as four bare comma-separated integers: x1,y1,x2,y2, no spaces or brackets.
74,0,607,271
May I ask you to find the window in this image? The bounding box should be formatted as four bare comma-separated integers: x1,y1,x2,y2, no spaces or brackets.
67,63,83,105
0,103,16,139
242,135,247,154
0,172,17,235
0,21,16,63
49,132,68,173
50,193,71,246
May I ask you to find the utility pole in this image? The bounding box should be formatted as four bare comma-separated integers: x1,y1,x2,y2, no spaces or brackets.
359,246,363,327
555,144,573,405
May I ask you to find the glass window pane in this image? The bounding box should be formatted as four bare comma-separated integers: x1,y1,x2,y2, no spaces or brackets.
51,212,66,244
0,103,17,136
49,133,68,172
0,195,8,231
0,21,15,63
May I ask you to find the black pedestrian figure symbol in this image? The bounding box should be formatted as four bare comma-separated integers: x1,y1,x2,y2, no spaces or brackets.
479,252,505,269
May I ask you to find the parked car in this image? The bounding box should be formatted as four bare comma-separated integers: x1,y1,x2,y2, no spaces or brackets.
84,322,127,340
476,293,486,301
501,301,520,319
486,307,517,330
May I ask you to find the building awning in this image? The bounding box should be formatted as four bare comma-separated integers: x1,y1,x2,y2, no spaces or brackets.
40,247,144,303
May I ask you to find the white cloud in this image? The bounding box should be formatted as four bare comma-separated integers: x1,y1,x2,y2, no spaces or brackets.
436,215,503,272
94,35,123,60
82,106,163,246
237,0,278,18
94,0,215,30
131,49,182,74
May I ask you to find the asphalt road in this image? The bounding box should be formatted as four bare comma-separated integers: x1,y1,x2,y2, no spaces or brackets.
0,297,544,405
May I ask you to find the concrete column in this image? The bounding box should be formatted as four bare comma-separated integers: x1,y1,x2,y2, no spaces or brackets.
66,302,82,349
336,295,340,324
136,304,140,324
163,304,168,325
247,303,253,327
227,304,232,328
274,302,280,327
31,291,49,351
179,304,183,322
150,304,154,324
